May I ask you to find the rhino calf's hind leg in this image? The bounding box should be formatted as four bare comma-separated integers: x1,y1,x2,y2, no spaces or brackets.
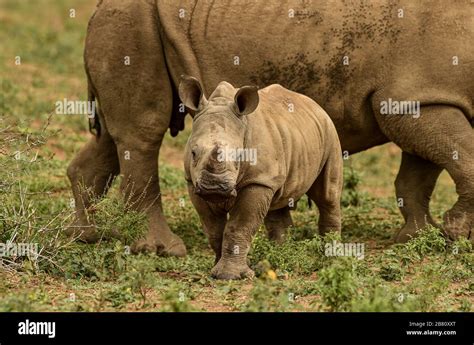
66,129,120,242
393,152,443,242
307,144,343,236
264,207,293,243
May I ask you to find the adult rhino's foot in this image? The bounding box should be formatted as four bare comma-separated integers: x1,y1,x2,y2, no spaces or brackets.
64,222,100,243
393,222,418,243
393,217,439,243
211,259,254,280
131,233,187,257
443,208,474,244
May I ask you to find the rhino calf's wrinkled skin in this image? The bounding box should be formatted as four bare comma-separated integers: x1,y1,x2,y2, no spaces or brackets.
180,76,343,280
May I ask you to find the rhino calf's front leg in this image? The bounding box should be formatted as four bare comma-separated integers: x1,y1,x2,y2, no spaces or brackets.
187,182,227,263
211,186,273,280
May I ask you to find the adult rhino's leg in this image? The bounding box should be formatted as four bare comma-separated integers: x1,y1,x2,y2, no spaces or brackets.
101,50,186,257
66,127,120,242
374,103,474,243
85,0,186,256
115,135,186,257
393,152,443,242
264,207,293,243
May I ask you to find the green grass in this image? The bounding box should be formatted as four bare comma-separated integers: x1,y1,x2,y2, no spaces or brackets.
0,0,472,312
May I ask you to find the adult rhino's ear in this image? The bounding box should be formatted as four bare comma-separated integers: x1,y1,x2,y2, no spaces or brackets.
179,75,206,112
234,86,259,116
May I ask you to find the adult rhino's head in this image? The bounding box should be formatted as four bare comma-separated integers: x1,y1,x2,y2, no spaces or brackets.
179,75,259,203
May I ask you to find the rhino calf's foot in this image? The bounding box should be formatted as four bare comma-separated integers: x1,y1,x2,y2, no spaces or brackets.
264,207,293,243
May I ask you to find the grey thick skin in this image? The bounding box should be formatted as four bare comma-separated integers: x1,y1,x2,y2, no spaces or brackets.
67,0,473,256
180,77,343,279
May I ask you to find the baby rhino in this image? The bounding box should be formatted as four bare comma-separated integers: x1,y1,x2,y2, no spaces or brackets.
180,76,343,280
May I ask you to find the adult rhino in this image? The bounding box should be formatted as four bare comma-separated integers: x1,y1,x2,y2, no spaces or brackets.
67,0,473,256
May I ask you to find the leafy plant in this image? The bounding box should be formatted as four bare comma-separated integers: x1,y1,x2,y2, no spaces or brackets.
318,257,359,311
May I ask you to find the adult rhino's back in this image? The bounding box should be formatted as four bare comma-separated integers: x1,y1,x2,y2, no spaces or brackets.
158,0,473,153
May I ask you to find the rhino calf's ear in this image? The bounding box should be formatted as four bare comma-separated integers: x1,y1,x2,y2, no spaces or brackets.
179,75,206,112
234,86,259,116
